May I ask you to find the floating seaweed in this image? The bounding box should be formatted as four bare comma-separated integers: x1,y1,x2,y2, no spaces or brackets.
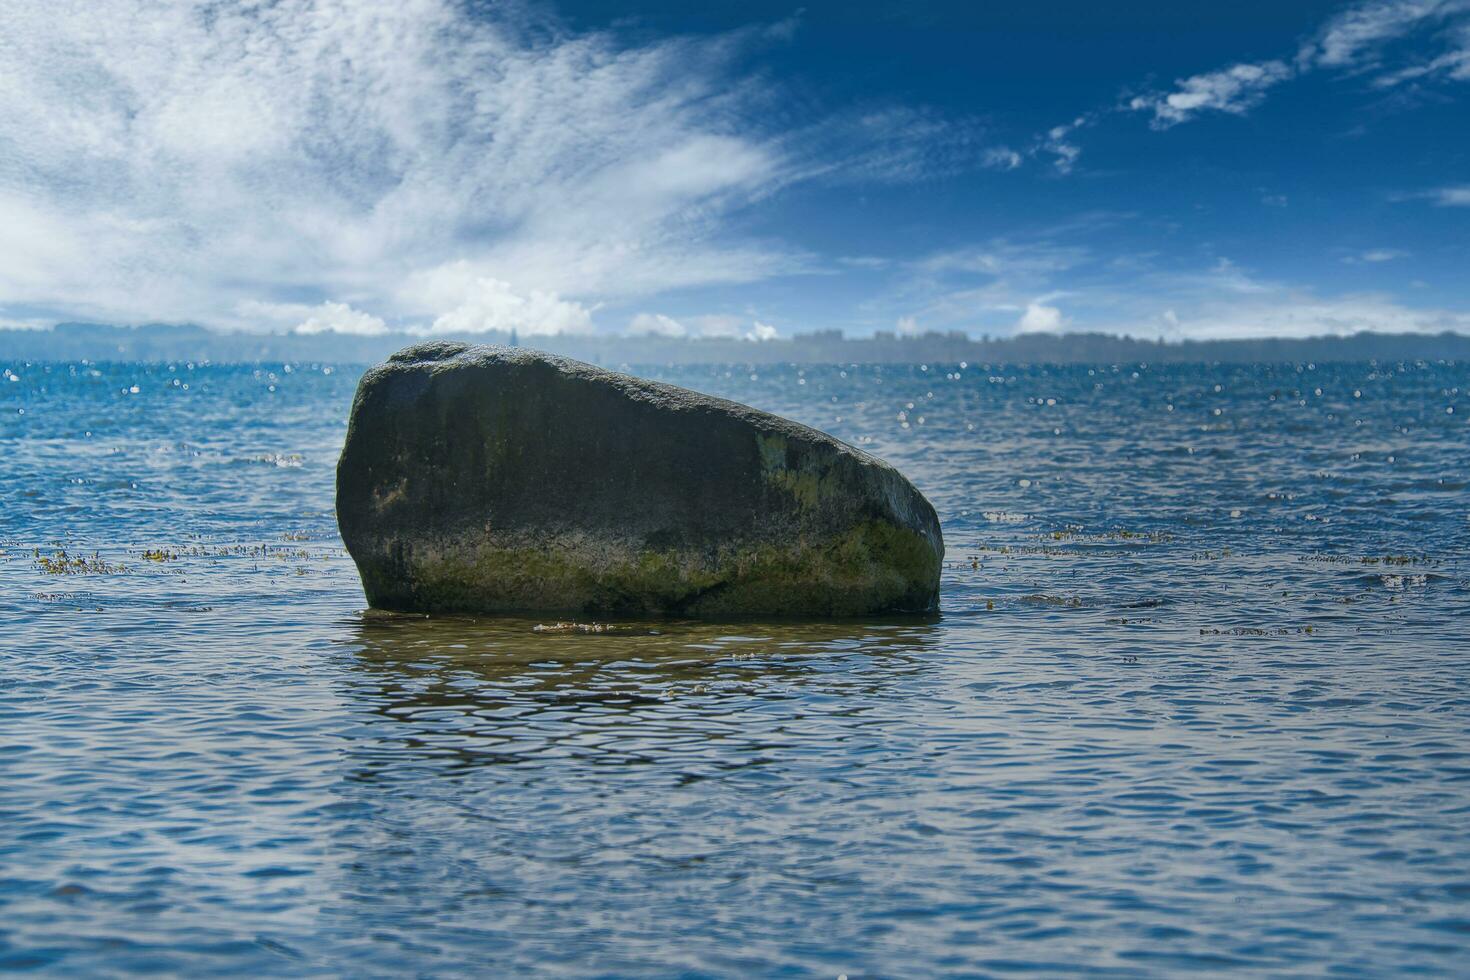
1300,553,1439,567
1043,527,1174,543
1020,593,1083,607
532,621,619,634
1199,625,1315,636
34,550,127,575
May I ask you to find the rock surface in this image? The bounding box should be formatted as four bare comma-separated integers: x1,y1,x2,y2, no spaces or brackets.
337,343,943,616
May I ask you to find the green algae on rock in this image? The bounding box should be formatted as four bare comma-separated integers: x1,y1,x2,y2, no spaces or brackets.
336,343,943,617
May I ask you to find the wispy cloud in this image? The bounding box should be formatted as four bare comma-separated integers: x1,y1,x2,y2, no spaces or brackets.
1302,0,1469,70
0,0,997,333
1391,183,1470,205
1342,248,1411,263
792,105,1010,186
1096,259,1470,339
1128,61,1293,129
0,0,798,331
1091,258,1470,340
1137,293,1470,339
873,235,1097,332
1109,1,1470,140
1035,116,1091,173
886,238,1466,340
916,241,1090,281
1372,43,1470,84
1313,0,1470,90
982,147,1024,170
1429,184,1470,204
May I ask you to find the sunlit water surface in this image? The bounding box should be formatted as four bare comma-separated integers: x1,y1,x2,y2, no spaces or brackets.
2,358,1468,976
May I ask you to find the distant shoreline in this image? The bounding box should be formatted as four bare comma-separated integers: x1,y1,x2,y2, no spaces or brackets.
4,322,1469,366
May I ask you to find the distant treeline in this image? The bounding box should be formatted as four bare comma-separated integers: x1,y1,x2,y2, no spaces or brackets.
4,321,1470,365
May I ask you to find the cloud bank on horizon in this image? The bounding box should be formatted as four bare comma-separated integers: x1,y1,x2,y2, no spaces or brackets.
0,0,1467,341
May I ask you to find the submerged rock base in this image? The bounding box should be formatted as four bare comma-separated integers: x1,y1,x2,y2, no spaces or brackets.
336,343,943,617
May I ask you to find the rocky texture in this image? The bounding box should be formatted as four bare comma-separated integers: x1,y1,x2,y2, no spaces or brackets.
336,343,943,617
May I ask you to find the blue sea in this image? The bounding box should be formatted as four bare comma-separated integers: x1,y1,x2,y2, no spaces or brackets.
2,356,1468,976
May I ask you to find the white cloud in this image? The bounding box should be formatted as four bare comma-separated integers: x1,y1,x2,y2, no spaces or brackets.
687,314,746,338
1016,298,1066,333
747,320,780,341
1128,61,1293,128
422,277,594,336
896,315,920,335
0,319,52,331
239,300,387,336
628,312,686,337
0,0,895,332
1149,295,1470,340
626,311,773,339
291,302,389,336
0,194,91,309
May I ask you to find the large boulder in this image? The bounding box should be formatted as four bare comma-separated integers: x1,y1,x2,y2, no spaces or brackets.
336,343,943,617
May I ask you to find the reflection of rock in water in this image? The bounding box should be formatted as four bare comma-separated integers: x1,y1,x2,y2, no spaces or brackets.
315,614,944,969
338,612,941,774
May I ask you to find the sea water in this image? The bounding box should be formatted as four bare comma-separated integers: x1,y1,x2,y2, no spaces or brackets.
2,358,1468,975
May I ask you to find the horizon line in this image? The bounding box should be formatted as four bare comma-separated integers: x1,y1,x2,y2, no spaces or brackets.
9,321,1470,347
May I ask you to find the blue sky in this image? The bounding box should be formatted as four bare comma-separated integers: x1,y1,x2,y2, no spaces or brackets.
0,0,1466,339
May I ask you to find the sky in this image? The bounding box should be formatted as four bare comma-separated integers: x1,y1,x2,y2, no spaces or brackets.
0,0,1467,340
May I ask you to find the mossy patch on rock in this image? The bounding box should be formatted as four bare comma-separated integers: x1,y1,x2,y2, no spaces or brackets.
337,344,943,617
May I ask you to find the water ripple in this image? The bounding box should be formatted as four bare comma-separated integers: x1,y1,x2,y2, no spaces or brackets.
1,359,1468,975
